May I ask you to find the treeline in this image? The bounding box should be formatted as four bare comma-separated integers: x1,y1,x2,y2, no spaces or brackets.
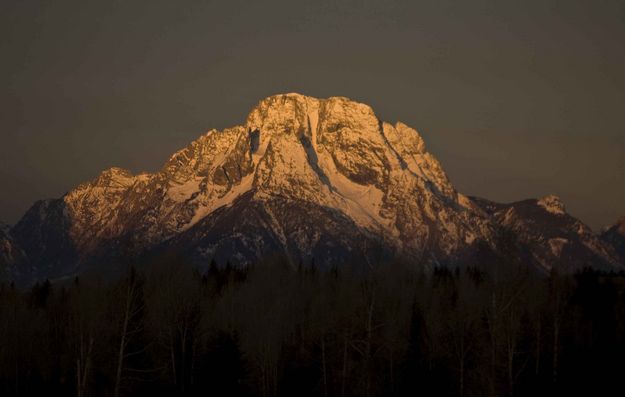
1,258,625,397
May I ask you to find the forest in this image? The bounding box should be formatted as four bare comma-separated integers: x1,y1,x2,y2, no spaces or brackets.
1,255,625,397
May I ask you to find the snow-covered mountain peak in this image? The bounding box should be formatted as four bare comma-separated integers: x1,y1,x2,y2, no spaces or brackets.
18,93,623,280
246,93,377,139
247,93,311,135
537,195,566,215
5,92,624,283
244,93,424,149
93,167,136,188
36,93,491,268
244,93,452,192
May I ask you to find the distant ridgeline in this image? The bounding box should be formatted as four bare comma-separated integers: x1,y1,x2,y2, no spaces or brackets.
2,94,624,284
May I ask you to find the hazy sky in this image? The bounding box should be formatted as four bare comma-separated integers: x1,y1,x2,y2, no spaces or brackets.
1,0,624,230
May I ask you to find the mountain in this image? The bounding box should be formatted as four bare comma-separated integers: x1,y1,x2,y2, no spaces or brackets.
602,217,625,264
7,93,624,282
471,195,622,272
11,199,76,282
0,223,13,275
0,222,27,281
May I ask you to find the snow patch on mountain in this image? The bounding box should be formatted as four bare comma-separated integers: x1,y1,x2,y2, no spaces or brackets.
549,237,568,257
188,173,255,228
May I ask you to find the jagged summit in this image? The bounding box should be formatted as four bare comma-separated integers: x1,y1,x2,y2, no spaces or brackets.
472,195,621,272
537,195,566,215
7,93,625,282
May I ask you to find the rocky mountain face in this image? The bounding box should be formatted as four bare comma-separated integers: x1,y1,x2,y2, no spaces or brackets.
602,217,625,264
0,222,26,281
471,196,622,273
6,93,625,282
10,199,76,282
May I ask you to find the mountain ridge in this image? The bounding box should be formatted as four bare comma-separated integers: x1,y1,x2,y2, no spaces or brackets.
5,93,624,283
601,217,625,264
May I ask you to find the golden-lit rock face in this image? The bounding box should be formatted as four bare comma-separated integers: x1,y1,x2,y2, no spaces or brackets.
11,93,624,281
57,93,492,264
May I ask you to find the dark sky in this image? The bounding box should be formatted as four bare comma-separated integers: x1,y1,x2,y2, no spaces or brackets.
1,0,624,230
